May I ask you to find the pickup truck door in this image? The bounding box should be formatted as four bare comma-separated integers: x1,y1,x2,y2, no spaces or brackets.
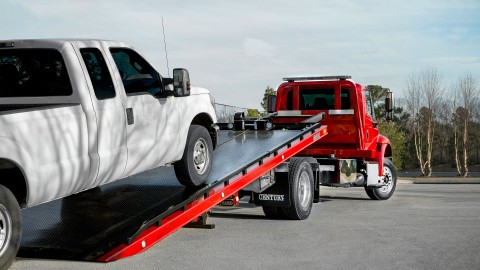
75,43,129,188
108,48,180,177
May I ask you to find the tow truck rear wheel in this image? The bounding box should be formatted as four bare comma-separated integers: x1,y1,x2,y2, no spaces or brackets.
175,125,213,187
0,185,22,270
365,159,397,200
281,158,314,220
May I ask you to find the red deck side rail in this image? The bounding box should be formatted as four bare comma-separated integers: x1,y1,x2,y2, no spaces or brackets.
98,125,328,262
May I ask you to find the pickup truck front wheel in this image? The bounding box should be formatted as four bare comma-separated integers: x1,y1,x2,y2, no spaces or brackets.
174,125,213,187
0,185,22,270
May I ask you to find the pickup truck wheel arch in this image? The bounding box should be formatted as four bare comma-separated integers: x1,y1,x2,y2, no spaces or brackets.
0,159,28,208
190,113,217,150
0,185,22,270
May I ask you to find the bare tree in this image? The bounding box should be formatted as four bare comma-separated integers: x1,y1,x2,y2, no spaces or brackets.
420,68,445,176
451,90,462,176
456,72,479,176
405,73,426,175
405,68,445,176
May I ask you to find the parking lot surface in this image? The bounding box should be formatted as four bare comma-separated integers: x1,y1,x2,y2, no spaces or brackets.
11,183,480,270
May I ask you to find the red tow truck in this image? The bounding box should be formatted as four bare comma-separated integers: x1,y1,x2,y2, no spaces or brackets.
14,75,395,266
265,75,396,202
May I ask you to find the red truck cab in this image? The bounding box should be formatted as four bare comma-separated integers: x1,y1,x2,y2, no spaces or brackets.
270,76,392,176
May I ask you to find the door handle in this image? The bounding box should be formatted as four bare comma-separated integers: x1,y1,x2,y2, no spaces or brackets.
126,108,134,125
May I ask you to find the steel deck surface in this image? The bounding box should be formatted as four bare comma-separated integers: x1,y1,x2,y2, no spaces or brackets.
17,128,308,261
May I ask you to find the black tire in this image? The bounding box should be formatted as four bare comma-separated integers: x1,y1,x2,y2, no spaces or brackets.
281,158,314,220
174,125,213,187
0,185,22,270
365,159,397,200
262,206,286,219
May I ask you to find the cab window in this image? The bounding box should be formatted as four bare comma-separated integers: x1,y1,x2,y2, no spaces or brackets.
80,48,115,100
110,48,162,96
299,88,335,110
0,49,72,97
365,90,376,120
340,88,351,109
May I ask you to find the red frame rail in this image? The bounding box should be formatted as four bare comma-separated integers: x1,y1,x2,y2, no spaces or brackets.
98,125,327,262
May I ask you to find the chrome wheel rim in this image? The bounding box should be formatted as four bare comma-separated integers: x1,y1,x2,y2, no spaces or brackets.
0,205,12,257
379,165,394,194
298,171,312,209
193,138,209,175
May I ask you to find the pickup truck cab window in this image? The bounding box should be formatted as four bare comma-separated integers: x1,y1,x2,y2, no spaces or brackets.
109,48,162,96
0,49,72,97
80,48,116,100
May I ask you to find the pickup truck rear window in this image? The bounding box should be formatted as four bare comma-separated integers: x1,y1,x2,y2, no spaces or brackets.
0,49,72,97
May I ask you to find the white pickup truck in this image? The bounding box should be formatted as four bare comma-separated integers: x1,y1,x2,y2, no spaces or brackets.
0,39,217,268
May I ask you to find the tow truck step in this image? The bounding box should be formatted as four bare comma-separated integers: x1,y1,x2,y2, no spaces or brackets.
17,125,326,262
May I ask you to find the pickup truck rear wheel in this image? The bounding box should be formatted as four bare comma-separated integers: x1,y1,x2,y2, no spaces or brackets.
281,158,314,220
0,185,22,270
174,125,213,187
365,159,397,200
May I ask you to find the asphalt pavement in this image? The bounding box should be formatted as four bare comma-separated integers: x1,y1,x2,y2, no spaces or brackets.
11,182,480,270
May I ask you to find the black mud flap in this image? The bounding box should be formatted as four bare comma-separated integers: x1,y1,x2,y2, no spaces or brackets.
253,172,291,207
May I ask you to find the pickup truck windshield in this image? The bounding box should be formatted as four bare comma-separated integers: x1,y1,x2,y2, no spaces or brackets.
0,49,72,97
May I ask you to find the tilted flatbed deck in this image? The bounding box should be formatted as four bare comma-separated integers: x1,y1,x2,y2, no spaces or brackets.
17,124,327,262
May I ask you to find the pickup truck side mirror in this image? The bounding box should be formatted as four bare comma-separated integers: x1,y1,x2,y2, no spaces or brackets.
385,91,394,121
267,95,276,113
173,68,191,97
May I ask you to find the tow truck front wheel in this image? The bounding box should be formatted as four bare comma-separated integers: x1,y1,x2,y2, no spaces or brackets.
365,159,397,200
0,185,22,270
281,158,314,220
175,125,213,187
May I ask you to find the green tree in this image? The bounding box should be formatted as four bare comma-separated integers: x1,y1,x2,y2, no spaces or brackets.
379,122,407,170
247,109,260,117
366,85,408,170
261,86,277,111
365,85,404,122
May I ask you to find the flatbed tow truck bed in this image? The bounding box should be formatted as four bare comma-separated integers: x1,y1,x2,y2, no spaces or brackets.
17,124,327,262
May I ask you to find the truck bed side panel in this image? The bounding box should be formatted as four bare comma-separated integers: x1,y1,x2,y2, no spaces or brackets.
0,106,90,206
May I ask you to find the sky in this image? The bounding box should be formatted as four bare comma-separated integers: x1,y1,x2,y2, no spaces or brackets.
1,0,479,110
